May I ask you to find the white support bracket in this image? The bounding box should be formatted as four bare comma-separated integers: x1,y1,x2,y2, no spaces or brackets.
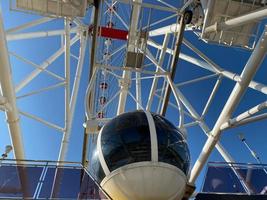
0,95,12,112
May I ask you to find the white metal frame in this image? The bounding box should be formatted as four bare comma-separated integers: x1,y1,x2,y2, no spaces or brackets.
1,1,267,198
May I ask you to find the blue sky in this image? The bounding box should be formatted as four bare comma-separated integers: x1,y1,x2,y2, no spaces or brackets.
0,0,267,192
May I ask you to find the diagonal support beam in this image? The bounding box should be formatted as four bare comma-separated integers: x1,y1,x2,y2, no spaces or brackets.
189,26,267,185
15,35,79,93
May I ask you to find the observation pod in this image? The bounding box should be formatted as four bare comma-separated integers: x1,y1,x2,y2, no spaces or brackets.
91,110,190,200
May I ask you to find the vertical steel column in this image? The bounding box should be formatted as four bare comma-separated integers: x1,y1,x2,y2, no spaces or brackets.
82,2,100,167
69,33,87,134
0,7,25,160
189,26,267,185
0,7,30,197
136,72,142,109
117,0,142,115
58,18,71,162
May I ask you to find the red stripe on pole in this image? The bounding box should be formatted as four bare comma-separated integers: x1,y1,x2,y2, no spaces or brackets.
99,27,128,40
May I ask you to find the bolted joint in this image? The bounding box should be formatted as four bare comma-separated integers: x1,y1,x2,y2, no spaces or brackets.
118,78,131,90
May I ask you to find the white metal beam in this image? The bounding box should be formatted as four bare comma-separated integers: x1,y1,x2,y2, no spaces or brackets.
7,28,78,41
0,95,11,112
205,7,267,33
147,39,267,95
117,0,142,115
189,26,267,185
221,101,267,130
19,110,64,132
58,31,87,161
16,82,65,99
149,23,193,37
227,113,267,129
146,33,170,111
0,8,25,160
6,17,52,34
183,39,267,95
58,19,71,162
9,51,64,81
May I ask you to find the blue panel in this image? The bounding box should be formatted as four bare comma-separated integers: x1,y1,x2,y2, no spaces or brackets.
202,164,267,194
0,165,43,198
0,164,109,199
202,166,246,193
195,193,267,200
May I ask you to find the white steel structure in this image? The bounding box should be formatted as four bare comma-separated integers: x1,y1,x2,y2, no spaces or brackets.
0,0,267,199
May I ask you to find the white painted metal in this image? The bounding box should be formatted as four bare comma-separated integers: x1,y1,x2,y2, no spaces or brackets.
200,0,263,48
58,30,87,161
205,7,267,33
146,34,170,111
0,7,25,160
97,125,110,175
14,0,88,18
58,19,71,162
100,162,187,200
117,0,142,115
2,1,267,198
167,79,236,164
7,28,78,41
0,95,11,112
148,39,267,95
135,72,142,110
229,113,267,129
9,51,64,81
165,75,184,128
144,111,158,162
16,82,65,99
19,110,64,132
149,23,192,37
221,101,267,130
189,26,267,185
69,33,87,130
6,17,52,33
201,76,222,118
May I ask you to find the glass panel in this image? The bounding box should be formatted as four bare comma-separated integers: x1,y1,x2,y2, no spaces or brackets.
0,163,109,199
238,168,267,194
39,167,109,199
0,165,43,198
152,114,190,174
202,166,246,193
202,164,267,194
101,111,151,172
196,193,267,200
90,148,106,183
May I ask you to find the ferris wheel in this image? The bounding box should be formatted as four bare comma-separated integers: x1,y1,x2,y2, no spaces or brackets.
0,0,267,199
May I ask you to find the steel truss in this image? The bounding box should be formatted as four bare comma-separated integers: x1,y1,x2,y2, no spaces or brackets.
0,0,267,197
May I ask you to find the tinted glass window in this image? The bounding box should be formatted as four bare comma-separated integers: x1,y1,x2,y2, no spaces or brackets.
0,166,43,198
152,114,190,174
101,111,151,172
90,149,106,183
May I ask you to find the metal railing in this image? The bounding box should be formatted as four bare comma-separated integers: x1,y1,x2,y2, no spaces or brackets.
0,159,111,199
202,162,267,195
